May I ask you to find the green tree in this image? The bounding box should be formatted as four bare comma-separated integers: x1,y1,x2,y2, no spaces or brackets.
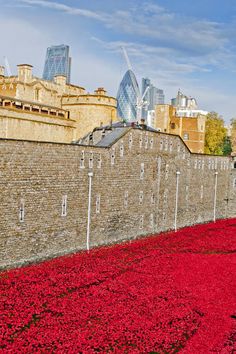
231,118,236,155
204,112,227,155
231,118,236,128
222,136,232,156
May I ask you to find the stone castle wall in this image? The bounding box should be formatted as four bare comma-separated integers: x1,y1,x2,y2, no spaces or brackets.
0,128,235,269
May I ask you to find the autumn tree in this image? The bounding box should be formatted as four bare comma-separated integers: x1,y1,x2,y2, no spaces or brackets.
204,112,227,155
230,118,236,155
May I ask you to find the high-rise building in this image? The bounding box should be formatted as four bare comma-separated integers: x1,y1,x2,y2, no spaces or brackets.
117,70,140,121
43,45,71,83
171,90,197,110
142,78,165,118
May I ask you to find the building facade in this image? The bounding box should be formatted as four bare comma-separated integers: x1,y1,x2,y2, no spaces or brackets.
155,104,206,153
117,70,140,121
43,45,71,83
142,77,165,119
171,90,198,110
0,64,117,142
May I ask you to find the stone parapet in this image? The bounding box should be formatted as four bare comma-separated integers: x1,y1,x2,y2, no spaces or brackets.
0,128,235,269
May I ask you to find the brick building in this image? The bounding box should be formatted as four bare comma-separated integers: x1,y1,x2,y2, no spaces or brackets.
155,104,206,153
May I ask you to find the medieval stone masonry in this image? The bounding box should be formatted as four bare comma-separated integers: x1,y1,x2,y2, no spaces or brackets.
0,128,236,269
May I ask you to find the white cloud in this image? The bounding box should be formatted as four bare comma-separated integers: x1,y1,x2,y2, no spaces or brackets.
15,0,235,70
2,1,236,121
17,0,110,21
14,2,225,42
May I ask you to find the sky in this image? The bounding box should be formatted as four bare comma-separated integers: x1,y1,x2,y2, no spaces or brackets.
1,0,236,122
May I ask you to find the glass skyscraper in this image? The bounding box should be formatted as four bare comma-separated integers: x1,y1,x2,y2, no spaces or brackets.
43,45,71,83
117,70,140,121
142,78,165,119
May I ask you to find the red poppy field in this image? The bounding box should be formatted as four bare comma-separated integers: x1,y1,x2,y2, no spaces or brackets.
1,219,236,353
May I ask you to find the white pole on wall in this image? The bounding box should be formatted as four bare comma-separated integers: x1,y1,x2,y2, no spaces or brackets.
86,172,93,251
174,171,180,232
213,171,218,222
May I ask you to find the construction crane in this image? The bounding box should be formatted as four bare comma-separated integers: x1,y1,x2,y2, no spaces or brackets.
121,46,132,71
120,46,149,122
4,57,12,76
136,85,150,122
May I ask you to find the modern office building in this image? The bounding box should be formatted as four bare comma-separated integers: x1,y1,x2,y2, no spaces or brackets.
171,90,197,110
43,45,71,83
117,70,140,121
142,78,165,118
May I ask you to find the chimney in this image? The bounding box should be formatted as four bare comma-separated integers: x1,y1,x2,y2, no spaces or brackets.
0,66,5,76
54,75,67,87
17,64,33,83
94,87,107,96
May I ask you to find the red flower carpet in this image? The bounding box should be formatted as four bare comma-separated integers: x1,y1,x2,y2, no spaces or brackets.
1,219,236,353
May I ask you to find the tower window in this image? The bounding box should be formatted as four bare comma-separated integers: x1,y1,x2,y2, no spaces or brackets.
233,178,236,188
124,191,128,208
150,138,153,149
61,195,67,217
97,154,102,169
111,149,115,165
139,134,143,148
89,153,93,169
120,142,124,157
183,133,189,140
96,195,101,214
145,136,148,149
80,151,85,168
129,133,133,149
139,215,144,229
19,200,25,223
139,191,144,205
140,163,144,180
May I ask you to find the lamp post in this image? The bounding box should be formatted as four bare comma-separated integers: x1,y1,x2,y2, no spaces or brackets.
86,172,93,251
174,171,180,232
213,171,218,222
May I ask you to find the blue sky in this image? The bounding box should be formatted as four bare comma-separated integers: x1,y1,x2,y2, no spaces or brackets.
1,0,236,122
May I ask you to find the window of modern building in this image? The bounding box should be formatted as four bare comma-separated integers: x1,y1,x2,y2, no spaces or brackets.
43,44,71,83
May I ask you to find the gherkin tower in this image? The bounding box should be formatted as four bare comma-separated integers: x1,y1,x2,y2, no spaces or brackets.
117,70,140,122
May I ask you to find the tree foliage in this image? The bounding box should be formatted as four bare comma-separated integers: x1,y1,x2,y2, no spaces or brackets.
204,112,227,155
222,136,232,156
231,118,236,129
230,118,236,155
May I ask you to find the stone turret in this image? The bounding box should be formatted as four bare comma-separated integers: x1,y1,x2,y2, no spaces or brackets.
0,66,5,77
17,64,33,83
54,75,67,87
94,87,107,96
